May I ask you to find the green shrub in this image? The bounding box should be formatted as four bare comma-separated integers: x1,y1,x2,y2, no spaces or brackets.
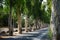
48,28,53,40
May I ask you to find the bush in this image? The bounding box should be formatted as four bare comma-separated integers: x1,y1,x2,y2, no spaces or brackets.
48,28,53,40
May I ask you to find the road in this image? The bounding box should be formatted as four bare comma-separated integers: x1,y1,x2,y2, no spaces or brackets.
0,27,49,40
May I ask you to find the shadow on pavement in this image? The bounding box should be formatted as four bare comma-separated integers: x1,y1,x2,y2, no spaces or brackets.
0,37,33,40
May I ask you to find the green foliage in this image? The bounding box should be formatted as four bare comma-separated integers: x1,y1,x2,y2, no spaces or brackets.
48,27,53,40
0,5,3,10
23,6,29,14
0,13,8,26
48,0,52,39
0,0,52,27
40,0,52,23
23,0,28,15
31,0,35,6
40,12,50,23
5,0,10,6
47,0,52,14
0,0,3,13
31,0,43,20
3,6,9,13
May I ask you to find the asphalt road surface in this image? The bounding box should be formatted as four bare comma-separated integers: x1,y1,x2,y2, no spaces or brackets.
0,27,49,40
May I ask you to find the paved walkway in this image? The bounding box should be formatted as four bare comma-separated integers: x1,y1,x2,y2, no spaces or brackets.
0,27,49,40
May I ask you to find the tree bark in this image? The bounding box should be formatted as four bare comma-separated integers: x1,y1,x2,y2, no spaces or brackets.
8,4,13,36
53,0,60,40
32,20,36,31
8,0,13,36
35,18,38,30
25,15,29,32
37,18,41,29
50,0,59,40
17,7,22,34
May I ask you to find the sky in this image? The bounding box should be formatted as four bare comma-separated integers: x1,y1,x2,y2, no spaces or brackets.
42,0,47,11
43,0,47,2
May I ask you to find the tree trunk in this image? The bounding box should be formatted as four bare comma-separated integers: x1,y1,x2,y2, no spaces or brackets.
8,3,13,36
38,20,41,29
50,0,57,40
17,7,22,34
32,20,36,31
53,0,60,40
25,15,29,32
35,19,38,30
40,21,43,28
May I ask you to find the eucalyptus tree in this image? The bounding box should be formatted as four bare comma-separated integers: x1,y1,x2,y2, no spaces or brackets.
4,0,13,36
40,1,48,28
14,0,24,34
23,0,33,32
4,0,20,35
51,0,60,40
31,0,43,30
38,0,52,29
47,0,58,40
30,0,35,31
9,0,14,36
5,0,24,35
23,0,28,32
